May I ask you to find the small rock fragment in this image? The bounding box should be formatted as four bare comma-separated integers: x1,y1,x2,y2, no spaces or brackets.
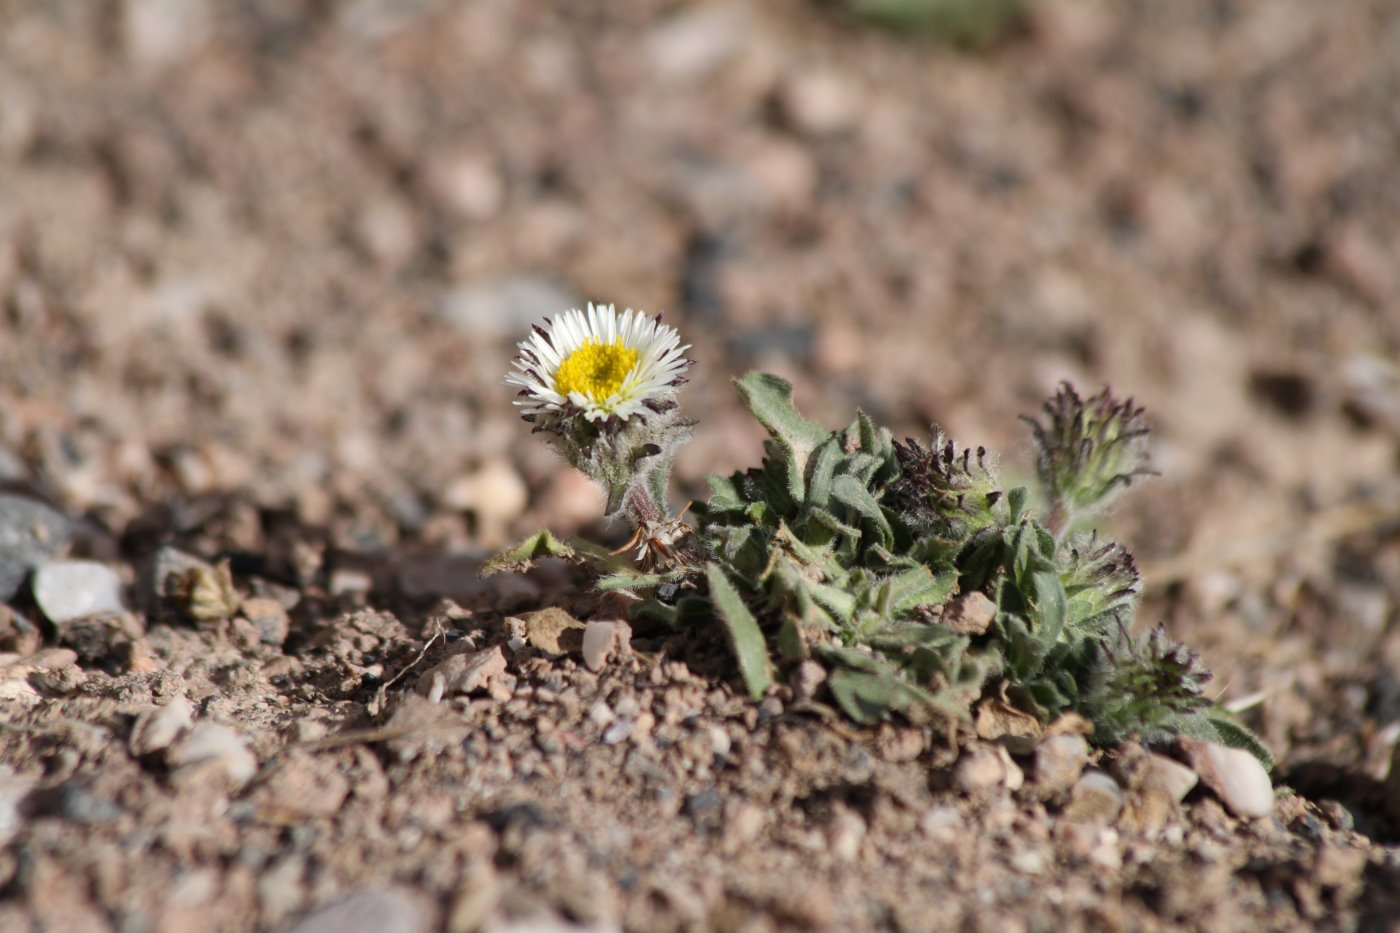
778,69,861,137
239,597,291,646
381,694,471,763
602,719,634,745
32,560,126,624
414,645,508,699
1034,733,1090,796
520,607,586,656
247,750,351,821
27,664,86,695
1178,739,1273,819
1062,770,1124,825
952,744,1011,796
56,611,143,666
975,698,1042,753
0,605,42,655
0,766,35,845
942,591,996,636
581,619,631,672
287,888,434,933
1141,752,1199,805
791,660,828,702
166,722,257,787
828,806,866,862
644,4,748,82
1122,751,1201,834
0,494,73,601
129,696,194,757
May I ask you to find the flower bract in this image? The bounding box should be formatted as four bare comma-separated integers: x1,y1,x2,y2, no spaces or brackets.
507,304,690,423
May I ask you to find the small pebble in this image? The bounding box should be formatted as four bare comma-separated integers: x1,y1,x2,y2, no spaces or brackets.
1141,753,1199,805
1179,739,1274,819
287,887,434,933
129,696,195,757
32,560,126,625
166,722,258,787
1062,770,1124,825
942,591,997,636
0,494,73,601
587,700,615,727
952,744,1009,796
581,619,630,672
828,806,866,862
1034,733,1090,796
602,719,634,745
791,660,828,702
0,766,34,846
415,646,509,701
239,597,291,646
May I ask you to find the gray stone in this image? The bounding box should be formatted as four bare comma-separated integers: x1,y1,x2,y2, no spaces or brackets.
32,560,126,625
0,494,73,601
288,887,434,933
437,276,579,341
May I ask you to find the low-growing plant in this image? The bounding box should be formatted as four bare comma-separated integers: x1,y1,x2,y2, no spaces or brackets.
490,305,1270,766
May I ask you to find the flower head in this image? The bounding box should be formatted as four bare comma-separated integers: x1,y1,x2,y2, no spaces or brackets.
507,304,690,424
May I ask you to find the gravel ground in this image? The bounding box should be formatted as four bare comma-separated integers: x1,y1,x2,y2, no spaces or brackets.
2,1,1400,929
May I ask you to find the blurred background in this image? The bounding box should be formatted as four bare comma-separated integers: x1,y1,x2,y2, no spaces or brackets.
1,0,1398,778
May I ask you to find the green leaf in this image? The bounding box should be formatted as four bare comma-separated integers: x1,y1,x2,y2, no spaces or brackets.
803,437,843,511
1203,708,1274,770
705,563,774,700
481,530,576,577
736,373,828,500
831,474,894,549
827,669,911,724
1028,566,1068,658
1006,485,1029,524
595,570,684,592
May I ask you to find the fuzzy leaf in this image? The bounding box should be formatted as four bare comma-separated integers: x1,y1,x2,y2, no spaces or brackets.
803,437,843,511
884,565,958,615
827,669,914,724
705,563,774,700
831,474,894,549
481,530,576,576
595,570,685,592
736,372,828,487
1203,708,1274,770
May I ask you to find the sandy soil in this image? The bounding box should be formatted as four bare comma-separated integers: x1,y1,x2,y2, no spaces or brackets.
2,1,1399,929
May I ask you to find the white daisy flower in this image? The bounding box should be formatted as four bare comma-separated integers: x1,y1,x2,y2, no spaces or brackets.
506,303,691,423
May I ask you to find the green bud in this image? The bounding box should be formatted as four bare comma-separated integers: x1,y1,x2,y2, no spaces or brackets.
1024,383,1156,535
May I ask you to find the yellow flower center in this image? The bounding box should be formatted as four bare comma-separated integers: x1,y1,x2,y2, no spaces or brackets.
554,338,638,403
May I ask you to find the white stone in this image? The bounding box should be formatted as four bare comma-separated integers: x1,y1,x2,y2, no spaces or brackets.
167,722,257,787
1179,739,1274,819
1034,733,1090,794
32,560,126,624
129,696,194,756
